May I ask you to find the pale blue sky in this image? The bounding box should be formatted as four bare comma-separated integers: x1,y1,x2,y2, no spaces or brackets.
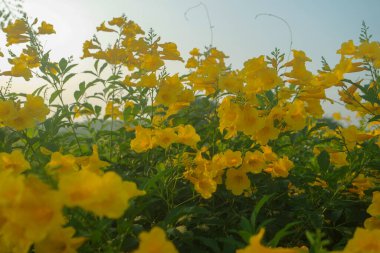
2,0,380,119
22,0,380,70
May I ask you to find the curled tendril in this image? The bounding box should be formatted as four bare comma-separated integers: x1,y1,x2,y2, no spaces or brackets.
184,2,214,47
255,13,293,64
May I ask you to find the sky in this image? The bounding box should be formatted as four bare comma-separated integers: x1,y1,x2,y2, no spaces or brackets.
1,0,380,118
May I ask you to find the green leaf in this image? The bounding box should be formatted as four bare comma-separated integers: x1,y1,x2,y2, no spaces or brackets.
267,221,301,247
49,89,63,104
250,194,274,233
240,216,253,234
94,59,99,71
62,64,78,75
63,73,76,84
99,62,108,75
195,236,220,253
369,115,380,122
74,90,82,101
317,150,330,170
59,58,68,72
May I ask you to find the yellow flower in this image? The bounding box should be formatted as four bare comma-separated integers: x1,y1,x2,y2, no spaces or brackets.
137,73,157,88
133,227,178,253
340,125,374,150
337,227,380,253
364,217,380,230
236,105,264,136
141,53,164,72
0,149,31,174
265,156,294,178
78,145,110,174
159,42,183,62
284,100,307,131
189,48,200,56
337,40,356,55
59,170,145,219
185,57,198,68
131,126,154,153
367,191,380,217
348,174,374,198
24,95,50,122
193,175,217,199
355,41,380,61
0,100,17,123
223,149,242,168
218,72,243,93
237,229,306,253
46,152,78,176
2,19,29,46
225,168,250,196
96,21,116,32
155,74,183,106
37,21,56,34
34,226,86,253
261,145,278,162
330,152,349,167
284,50,313,86
105,101,123,120
6,108,35,130
176,124,200,148
308,177,328,189
1,59,32,80
154,128,178,149
255,118,280,145
108,16,126,27
2,176,65,244
242,150,266,174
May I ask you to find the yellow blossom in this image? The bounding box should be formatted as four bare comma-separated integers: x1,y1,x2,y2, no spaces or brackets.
133,227,178,253
330,152,349,167
46,152,78,176
34,226,86,253
0,149,30,174
37,21,56,34
242,151,266,174
131,126,154,153
223,149,242,168
193,176,217,199
2,19,29,46
255,118,280,145
159,42,183,61
2,176,65,244
225,168,250,196
154,128,178,149
264,156,294,178
78,145,110,174
96,21,116,32
59,170,145,218
176,124,200,148
237,229,307,253
141,53,164,72
367,191,380,217
336,228,380,253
